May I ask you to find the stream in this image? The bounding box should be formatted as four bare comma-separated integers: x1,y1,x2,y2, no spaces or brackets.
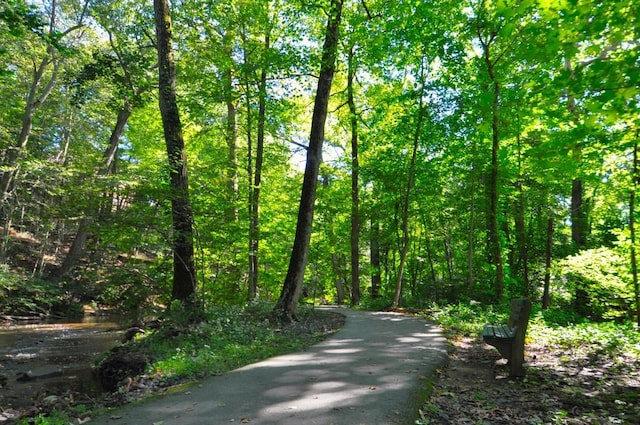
0,316,125,410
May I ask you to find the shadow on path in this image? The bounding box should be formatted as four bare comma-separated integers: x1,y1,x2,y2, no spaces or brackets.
90,308,449,425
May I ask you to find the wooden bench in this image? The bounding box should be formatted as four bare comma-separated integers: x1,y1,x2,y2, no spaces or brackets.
482,298,531,377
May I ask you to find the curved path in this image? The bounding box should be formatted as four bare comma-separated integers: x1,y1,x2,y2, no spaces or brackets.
89,308,449,425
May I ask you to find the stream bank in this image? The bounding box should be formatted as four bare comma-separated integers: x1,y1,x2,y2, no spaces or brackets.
0,314,126,418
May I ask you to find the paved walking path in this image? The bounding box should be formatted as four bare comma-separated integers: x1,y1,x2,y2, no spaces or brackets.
88,308,449,425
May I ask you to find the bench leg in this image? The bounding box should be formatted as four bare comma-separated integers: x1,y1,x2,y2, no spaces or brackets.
509,341,526,377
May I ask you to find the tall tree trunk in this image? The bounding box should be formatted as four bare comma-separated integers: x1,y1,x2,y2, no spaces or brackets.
347,44,360,305
564,59,588,252
480,30,505,300
514,115,529,296
514,186,529,296
631,139,640,327
273,0,343,321
571,178,588,248
323,175,345,304
467,167,476,291
224,40,239,222
563,56,590,313
425,236,436,283
154,0,197,303
54,103,132,278
248,32,270,300
391,86,425,308
444,232,453,281
0,51,59,201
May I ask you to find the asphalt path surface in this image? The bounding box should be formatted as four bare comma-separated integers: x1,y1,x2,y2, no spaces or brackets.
88,308,449,425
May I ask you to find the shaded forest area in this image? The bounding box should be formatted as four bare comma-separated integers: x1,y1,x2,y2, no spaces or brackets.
0,0,639,326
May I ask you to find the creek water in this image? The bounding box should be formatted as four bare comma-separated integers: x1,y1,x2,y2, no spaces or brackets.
0,316,125,409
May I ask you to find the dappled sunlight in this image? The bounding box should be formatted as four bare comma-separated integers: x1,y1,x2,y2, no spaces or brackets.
322,347,364,354
89,309,449,425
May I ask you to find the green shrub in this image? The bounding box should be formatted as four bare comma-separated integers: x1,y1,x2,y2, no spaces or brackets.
553,247,634,321
0,266,82,316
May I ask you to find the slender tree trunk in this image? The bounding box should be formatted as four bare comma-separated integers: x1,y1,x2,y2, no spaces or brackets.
571,178,588,248
274,0,343,321
370,214,381,298
467,167,476,291
514,186,529,296
347,44,360,305
563,56,590,313
631,139,640,327
564,59,588,252
248,33,270,300
323,175,346,304
514,116,529,296
0,53,59,201
542,214,554,310
481,33,505,300
154,0,197,303
54,103,132,278
392,88,425,308
444,233,453,281
224,48,239,222
425,236,436,283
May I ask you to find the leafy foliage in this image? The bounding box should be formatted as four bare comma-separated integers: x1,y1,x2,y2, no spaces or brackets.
0,265,82,316
554,247,634,321
98,304,343,382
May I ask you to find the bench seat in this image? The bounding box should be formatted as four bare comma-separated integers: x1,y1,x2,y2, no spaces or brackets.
481,298,531,377
482,324,515,340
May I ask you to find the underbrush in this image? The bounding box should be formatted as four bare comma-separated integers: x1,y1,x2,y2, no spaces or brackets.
417,302,640,425
423,301,640,360
137,303,338,380
15,303,344,424
0,265,83,317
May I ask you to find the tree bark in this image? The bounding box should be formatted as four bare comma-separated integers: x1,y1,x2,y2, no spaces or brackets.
631,139,640,327
273,0,343,321
154,0,197,303
391,86,425,308
370,213,381,299
248,32,270,300
54,103,132,278
467,167,477,291
0,50,59,201
571,178,588,248
542,214,553,310
223,33,239,222
480,30,505,300
347,44,360,305
323,175,346,304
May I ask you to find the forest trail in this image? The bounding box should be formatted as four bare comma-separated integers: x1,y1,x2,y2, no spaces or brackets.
88,308,449,425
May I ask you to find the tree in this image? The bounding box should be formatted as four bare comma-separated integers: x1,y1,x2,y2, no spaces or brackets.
0,0,88,205
153,0,197,303
347,42,360,305
274,0,344,321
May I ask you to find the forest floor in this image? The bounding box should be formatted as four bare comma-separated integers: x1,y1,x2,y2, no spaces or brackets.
2,309,348,423
417,334,640,425
4,303,640,424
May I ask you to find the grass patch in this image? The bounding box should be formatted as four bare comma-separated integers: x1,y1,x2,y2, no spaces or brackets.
95,302,344,389
138,303,341,380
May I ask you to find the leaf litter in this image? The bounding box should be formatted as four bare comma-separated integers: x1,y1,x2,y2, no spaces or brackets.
417,336,640,424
